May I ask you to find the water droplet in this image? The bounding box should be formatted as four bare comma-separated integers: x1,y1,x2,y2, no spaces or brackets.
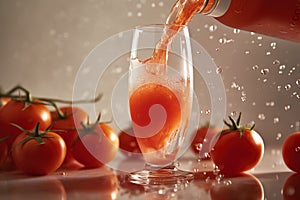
295,146,300,152
284,105,291,111
209,24,217,32
270,42,277,49
257,36,263,40
274,118,280,124
230,111,237,117
279,64,286,70
137,12,142,17
273,59,280,65
261,68,270,75
285,84,292,91
245,50,250,55
252,65,259,70
151,3,156,7
276,132,282,140
296,78,300,86
258,113,266,120
266,51,271,56
233,29,240,34
216,67,223,74
127,12,133,17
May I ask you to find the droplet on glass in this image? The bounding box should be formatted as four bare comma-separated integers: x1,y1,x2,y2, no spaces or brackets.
296,78,300,86
266,51,271,56
295,146,300,152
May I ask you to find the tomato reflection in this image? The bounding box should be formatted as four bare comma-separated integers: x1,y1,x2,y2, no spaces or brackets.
282,173,300,200
61,166,119,200
1,176,66,200
209,173,264,200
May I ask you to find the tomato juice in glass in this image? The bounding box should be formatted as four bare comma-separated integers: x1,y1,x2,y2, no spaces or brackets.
129,58,192,167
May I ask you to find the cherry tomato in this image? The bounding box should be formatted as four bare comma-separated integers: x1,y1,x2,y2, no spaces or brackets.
210,113,264,175
0,100,52,148
119,127,141,156
50,106,88,169
71,123,119,168
282,132,300,173
0,137,8,167
282,173,300,200
191,126,220,159
11,124,66,175
210,173,264,200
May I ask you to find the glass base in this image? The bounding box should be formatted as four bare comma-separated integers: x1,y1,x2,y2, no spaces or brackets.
129,165,194,187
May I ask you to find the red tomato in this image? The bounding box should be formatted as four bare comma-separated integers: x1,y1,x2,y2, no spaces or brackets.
71,123,119,168
119,127,141,156
0,137,8,167
50,106,88,169
282,132,300,173
11,125,66,175
210,113,264,175
0,100,51,148
210,173,264,200
191,126,220,159
282,173,300,200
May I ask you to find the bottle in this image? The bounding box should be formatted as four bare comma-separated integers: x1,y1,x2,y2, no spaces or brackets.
199,0,300,43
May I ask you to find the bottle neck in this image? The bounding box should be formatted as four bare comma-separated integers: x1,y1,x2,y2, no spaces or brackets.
199,0,231,17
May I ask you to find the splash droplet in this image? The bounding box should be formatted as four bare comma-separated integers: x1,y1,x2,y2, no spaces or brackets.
258,114,266,120
270,42,277,49
209,24,217,32
261,68,270,75
252,65,259,70
276,132,282,140
279,64,286,70
285,84,292,91
273,59,280,65
284,105,291,111
274,118,280,124
233,29,240,34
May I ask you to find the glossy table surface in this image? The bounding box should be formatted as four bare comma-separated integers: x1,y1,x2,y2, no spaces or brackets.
1,154,299,200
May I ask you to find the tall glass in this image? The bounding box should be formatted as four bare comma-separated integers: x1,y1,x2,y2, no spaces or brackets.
128,24,194,186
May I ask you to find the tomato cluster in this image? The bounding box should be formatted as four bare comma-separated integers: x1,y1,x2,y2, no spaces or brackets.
0,86,119,175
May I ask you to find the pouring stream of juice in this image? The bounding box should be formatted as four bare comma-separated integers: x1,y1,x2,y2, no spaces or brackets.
145,0,214,74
